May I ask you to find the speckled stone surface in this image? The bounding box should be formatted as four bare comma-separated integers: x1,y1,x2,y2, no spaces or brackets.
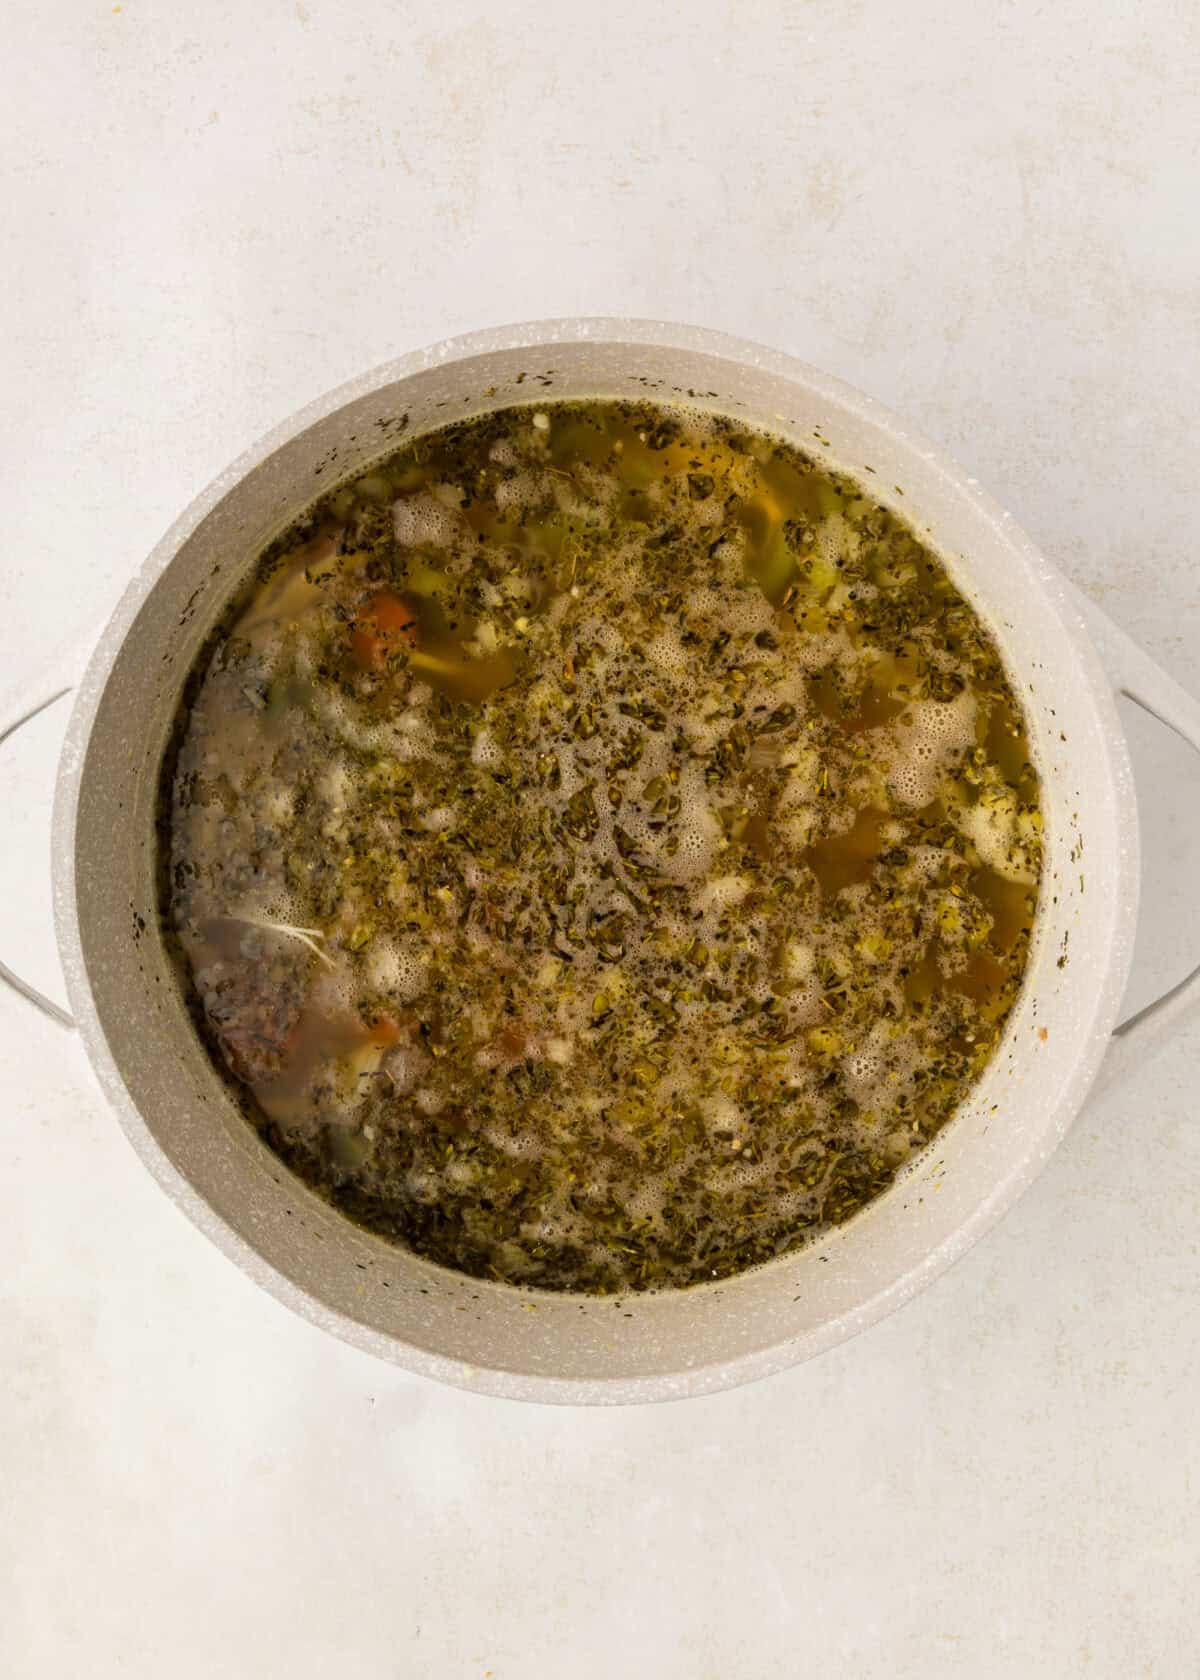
2,2,1198,1674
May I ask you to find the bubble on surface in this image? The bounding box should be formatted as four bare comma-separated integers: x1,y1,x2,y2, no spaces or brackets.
884,690,977,807
393,492,461,547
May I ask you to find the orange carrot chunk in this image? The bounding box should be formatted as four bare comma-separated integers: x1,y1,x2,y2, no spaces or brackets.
350,590,418,669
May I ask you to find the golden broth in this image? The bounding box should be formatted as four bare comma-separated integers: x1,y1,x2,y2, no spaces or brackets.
159,400,1042,1292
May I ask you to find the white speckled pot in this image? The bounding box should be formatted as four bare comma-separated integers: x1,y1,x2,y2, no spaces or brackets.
8,321,1199,1404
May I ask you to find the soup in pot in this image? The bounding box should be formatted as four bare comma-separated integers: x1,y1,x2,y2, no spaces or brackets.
159,399,1042,1292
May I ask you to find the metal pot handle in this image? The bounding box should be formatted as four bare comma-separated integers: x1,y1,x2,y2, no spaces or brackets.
0,684,76,1030
1067,584,1200,1098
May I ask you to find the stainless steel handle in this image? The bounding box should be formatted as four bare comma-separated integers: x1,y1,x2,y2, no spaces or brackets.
1069,586,1200,1098
0,685,76,1030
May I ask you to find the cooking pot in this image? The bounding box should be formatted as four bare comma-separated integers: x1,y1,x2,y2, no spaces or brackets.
5,320,1199,1403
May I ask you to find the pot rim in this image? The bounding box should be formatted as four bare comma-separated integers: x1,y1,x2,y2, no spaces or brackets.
50,317,1139,1402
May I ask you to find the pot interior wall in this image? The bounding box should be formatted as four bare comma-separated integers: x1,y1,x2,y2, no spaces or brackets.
67,330,1130,1397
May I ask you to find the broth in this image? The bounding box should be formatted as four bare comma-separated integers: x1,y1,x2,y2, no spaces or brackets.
159,400,1042,1292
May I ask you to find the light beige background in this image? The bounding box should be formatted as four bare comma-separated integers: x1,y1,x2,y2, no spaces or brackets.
2,2,1198,1675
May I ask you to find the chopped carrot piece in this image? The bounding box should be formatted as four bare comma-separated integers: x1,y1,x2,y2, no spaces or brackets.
350,590,418,669
366,1016,405,1046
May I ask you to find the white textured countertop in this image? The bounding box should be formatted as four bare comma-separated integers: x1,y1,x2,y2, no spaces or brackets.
3,3,1198,1674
